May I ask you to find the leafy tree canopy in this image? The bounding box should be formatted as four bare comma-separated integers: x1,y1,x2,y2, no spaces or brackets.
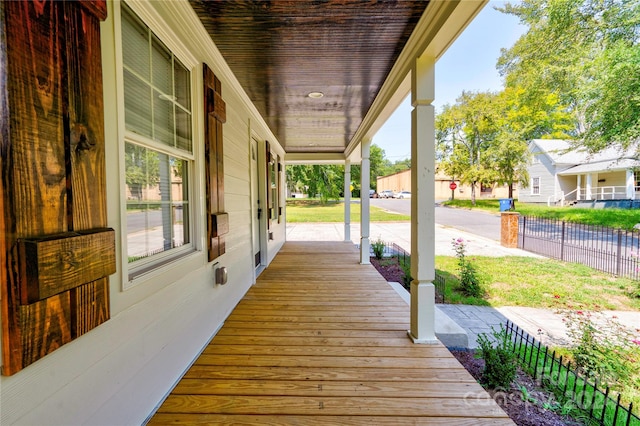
497,0,640,152
286,144,390,201
436,87,573,202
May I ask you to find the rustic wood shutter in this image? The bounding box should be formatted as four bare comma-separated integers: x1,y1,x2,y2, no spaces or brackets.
0,0,113,375
203,64,228,262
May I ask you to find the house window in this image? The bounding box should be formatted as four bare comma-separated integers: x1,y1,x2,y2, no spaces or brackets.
121,5,193,275
635,170,640,192
532,177,541,195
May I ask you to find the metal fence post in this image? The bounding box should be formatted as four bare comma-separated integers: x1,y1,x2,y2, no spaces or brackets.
616,229,623,277
560,220,566,261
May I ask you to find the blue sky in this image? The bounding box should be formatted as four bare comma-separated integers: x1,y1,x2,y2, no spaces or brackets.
372,1,527,161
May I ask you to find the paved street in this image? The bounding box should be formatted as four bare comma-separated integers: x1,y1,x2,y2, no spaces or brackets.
371,198,502,241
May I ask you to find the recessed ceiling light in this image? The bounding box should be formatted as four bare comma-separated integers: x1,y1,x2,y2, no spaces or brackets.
307,92,324,99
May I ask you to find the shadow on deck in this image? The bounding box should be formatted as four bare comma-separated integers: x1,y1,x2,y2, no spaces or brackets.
149,241,512,424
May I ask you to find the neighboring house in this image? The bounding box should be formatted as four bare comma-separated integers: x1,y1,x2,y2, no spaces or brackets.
377,168,516,200
1,1,487,424
520,139,640,205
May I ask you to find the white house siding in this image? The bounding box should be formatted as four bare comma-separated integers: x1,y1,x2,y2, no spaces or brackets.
519,148,556,203
0,1,286,424
558,175,578,199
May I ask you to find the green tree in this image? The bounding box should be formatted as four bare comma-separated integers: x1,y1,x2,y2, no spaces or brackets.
125,143,159,200
436,91,501,205
286,144,391,199
487,87,574,198
497,0,640,152
437,87,573,201
286,164,343,202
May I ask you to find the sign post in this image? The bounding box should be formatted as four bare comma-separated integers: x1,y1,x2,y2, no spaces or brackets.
449,181,457,200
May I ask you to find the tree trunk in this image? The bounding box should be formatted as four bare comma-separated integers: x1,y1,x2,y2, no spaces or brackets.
471,181,477,206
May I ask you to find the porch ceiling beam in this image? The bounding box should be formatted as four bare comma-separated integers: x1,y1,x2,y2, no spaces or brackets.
345,0,487,161
284,152,347,165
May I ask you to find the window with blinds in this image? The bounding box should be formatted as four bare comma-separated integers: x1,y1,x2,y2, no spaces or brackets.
532,177,541,195
121,4,194,278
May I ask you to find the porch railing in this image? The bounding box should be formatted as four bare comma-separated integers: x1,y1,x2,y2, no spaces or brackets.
551,186,633,206
517,216,640,280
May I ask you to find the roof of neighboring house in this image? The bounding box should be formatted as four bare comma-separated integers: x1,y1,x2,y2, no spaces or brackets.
557,158,640,175
530,139,639,174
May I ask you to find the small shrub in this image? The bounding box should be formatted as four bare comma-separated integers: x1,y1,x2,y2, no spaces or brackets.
399,255,412,289
371,238,385,260
451,238,483,297
476,325,517,390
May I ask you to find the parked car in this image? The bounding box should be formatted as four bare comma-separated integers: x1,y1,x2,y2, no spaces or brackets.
379,190,395,198
394,191,411,199
369,189,378,198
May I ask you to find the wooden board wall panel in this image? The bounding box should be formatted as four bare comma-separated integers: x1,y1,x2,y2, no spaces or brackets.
1,0,110,375
8,0,67,239
65,0,108,231
0,0,15,376
18,229,115,303
72,279,109,338
2,0,67,376
18,292,72,367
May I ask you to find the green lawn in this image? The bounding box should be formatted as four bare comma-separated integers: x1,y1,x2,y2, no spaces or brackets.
286,199,410,222
435,255,640,311
442,199,640,230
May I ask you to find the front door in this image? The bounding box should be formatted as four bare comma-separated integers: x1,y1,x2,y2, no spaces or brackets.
250,137,264,269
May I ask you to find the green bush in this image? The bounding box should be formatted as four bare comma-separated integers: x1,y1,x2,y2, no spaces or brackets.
563,310,640,391
371,238,385,260
399,256,412,289
451,238,483,297
476,325,517,390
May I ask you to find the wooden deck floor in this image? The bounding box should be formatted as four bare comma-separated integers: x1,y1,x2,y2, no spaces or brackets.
149,241,513,425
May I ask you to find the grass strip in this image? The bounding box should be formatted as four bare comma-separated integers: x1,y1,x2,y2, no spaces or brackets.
286,199,410,222
442,199,640,230
435,256,640,311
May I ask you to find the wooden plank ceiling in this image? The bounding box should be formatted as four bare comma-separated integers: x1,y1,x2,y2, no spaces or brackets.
189,0,430,154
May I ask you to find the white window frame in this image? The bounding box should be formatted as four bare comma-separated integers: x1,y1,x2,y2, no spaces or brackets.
532,177,541,195
114,1,203,289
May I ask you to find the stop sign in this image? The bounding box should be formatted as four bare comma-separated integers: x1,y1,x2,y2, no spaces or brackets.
449,181,457,190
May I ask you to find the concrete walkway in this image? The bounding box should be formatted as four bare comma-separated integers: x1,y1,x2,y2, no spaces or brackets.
287,221,640,349
286,221,542,257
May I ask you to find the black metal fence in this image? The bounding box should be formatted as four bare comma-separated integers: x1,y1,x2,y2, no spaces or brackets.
517,216,640,280
505,321,639,426
371,242,446,303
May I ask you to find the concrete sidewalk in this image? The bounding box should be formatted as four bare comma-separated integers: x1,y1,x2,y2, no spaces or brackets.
286,221,640,349
286,221,542,257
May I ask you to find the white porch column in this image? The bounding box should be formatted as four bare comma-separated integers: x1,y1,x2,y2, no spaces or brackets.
360,139,371,264
408,55,437,344
586,174,593,200
626,169,635,200
344,160,351,241
576,174,582,200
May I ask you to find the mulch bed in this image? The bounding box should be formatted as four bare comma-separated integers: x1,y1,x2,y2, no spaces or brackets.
450,350,583,426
